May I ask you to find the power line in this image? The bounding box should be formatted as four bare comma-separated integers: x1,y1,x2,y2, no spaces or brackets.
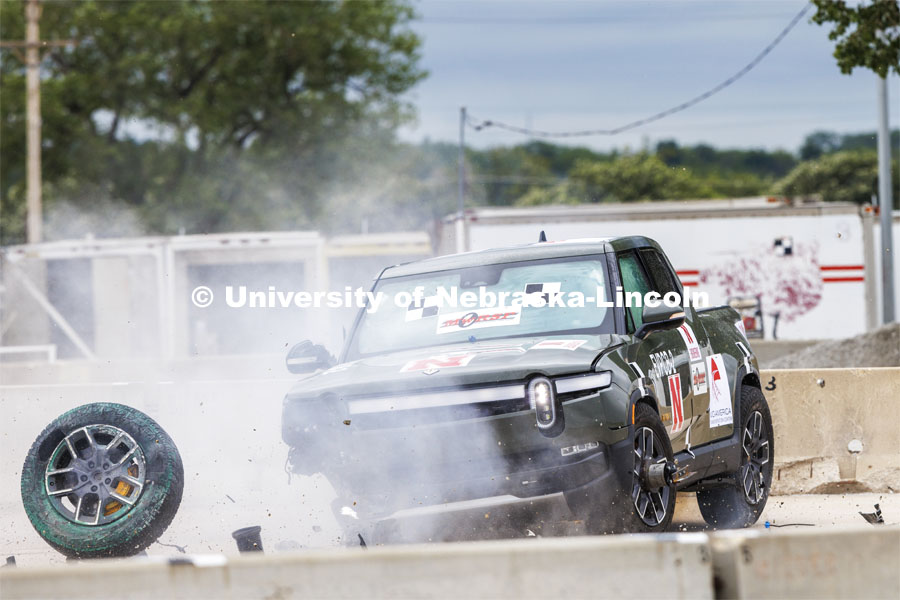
466,3,812,139
422,12,798,26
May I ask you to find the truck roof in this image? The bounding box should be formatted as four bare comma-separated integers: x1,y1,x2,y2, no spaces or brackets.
382,235,661,278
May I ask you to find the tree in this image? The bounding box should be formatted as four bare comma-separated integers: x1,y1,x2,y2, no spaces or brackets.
571,153,714,203
799,131,844,159
799,129,900,159
811,0,900,78
517,153,713,205
0,0,425,243
774,151,899,205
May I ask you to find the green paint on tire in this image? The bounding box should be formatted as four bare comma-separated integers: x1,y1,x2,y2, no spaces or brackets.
21,403,184,558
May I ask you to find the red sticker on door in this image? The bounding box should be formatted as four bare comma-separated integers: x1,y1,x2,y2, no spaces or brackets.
668,373,684,433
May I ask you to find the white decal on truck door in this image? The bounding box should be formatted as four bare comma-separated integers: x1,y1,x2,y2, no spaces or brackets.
677,324,702,362
690,362,707,396
706,353,733,427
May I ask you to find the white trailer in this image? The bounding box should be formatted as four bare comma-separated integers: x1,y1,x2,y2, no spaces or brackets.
437,198,900,340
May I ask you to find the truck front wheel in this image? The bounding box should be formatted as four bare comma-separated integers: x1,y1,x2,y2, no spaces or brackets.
20,403,183,558
585,402,676,534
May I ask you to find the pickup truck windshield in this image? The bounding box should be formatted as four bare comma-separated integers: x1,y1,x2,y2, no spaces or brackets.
349,255,615,357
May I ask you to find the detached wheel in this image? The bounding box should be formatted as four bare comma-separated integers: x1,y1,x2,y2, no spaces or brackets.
697,385,773,529
20,403,183,558
625,402,676,532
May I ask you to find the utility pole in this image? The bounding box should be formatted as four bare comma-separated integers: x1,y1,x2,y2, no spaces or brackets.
25,0,42,244
0,0,75,244
876,75,895,323
456,106,466,254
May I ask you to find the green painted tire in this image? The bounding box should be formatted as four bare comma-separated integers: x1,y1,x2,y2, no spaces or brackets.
20,403,183,558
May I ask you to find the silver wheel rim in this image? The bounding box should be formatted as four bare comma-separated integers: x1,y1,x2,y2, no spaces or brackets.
631,426,670,527
740,411,770,505
44,424,146,526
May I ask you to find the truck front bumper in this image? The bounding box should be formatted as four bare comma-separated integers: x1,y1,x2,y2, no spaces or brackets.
336,431,635,544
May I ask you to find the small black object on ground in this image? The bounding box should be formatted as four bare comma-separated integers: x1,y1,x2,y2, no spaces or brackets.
232,526,264,552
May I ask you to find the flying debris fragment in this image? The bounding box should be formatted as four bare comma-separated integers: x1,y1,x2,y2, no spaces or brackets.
859,504,884,525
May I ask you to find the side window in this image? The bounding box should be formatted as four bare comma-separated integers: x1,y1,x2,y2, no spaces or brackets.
639,248,682,296
617,251,652,333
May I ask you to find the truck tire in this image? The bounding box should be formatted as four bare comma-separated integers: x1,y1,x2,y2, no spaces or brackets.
623,402,677,532
696,385,773,529
587,402,676,534
20,403,183,558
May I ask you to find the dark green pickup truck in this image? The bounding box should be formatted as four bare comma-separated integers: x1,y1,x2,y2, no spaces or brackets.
282,236,773,542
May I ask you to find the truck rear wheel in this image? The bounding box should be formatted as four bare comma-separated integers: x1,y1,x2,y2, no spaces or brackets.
696,385,773,529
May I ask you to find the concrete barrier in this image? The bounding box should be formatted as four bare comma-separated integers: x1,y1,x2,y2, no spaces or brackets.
760,367,900,494
2,528,897,599
710,526,900,600
0,534,714,600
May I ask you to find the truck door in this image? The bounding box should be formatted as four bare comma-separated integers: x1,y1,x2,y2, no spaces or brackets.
637,247,714,451
617,250,693,453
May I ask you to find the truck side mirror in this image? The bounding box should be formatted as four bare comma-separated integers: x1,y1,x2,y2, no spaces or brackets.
635,304,685,339
285,340,334,374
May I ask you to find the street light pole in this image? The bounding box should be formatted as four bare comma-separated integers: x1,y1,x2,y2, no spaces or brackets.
456,106,467,254
876,75,895,323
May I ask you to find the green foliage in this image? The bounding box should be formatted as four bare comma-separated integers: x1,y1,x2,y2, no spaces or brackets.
774,150,899,206
811,0,900,78
517,153,714,205
800,129,900,159
2,0,898,241
517,181,585,207
0,0,425,244
655,140,796,178
572,153,714,202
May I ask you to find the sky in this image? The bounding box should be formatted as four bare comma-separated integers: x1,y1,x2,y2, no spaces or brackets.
398,0,900,153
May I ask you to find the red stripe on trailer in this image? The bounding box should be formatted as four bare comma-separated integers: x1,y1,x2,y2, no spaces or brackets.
822,276,865,283
820,265,864,271
676,269,700,276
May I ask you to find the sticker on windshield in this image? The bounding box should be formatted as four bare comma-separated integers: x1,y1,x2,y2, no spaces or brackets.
406,295,440,321
522,282,561,307
530,340,586,351
678,324,702,362
436,309,521,334
707,353,733,428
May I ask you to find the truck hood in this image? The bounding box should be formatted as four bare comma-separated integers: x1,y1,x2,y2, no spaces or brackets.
286,335,622,400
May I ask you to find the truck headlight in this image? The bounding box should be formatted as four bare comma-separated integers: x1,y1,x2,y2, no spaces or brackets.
529,376,564,437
